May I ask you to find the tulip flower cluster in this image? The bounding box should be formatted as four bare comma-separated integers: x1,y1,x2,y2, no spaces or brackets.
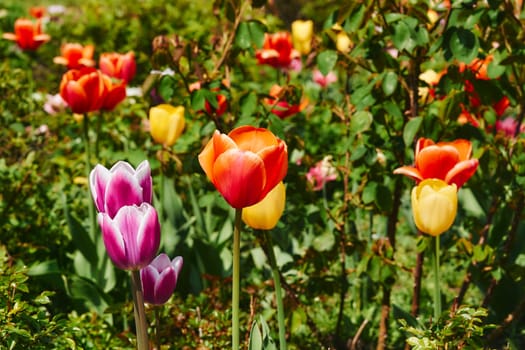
90,160,182,302
395,138,479,236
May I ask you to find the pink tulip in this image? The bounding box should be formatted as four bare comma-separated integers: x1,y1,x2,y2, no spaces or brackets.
141,254,183,305
98,203,160,270
89,160,152,218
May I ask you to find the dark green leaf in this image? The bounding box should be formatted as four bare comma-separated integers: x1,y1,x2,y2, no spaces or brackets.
317,50,338,76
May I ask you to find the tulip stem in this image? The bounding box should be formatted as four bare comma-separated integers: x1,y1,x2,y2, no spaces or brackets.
130,270,149,350
262,230,287,350
82,114,96,241
232,208,242,350
433,236,442,323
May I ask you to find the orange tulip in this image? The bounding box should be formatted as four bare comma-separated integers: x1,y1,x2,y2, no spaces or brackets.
99,51,136,83
59,67,106,114
255,32,300,69
29,7,46,19
54,43,95,69
393,138,478,188
2,18,50,51
198,126,288,209
100,74,126,111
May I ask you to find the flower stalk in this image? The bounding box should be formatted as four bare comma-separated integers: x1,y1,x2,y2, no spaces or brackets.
130,270,149,350
232,208,242,350
433,236,441,322
82,114,96,240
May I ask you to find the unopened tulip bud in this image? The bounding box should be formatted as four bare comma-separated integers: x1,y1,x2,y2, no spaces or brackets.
411,179,457,236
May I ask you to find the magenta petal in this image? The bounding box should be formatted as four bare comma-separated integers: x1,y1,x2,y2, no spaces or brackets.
98,213,127,269
113,206,144,269
135,204,161,269
150,253,171,272
154,267,177,304
90,165,110,213
105,170,144,218
171,256,183,276
140,265,160,304
136,160,153,204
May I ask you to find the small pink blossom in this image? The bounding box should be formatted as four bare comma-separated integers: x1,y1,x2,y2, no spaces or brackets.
43,93,67,115
306,156,338,191
496,117,524,138
313,69,337,88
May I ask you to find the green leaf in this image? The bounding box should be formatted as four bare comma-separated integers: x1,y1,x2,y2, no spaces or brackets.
403,117,423,146
248,20,266,48
362,182,377,205
235,22,251,49
449,27,479,63
27,260,60,276
350,110,373,134
317,50,338,76
249,319,263,350
312,231,335,252
158,75,176,101
382,71,398,96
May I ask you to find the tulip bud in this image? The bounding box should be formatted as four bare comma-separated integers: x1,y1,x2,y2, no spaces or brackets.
242,182,286,230
411,179,457,236
98,203,161,270
291,20,314,55
149,104,186,147
336,32,352,53
141,254,183,305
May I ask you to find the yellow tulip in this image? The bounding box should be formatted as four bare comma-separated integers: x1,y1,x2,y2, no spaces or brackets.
411,179,457,236
149,104,185,147
336,31,352,53
242,182,286,230
291,20,314,55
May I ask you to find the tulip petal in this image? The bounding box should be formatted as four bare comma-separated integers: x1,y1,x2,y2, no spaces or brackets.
98,213,127,269
105,170,144,218
213,149,266,208
136,160,153,204
62,81,89,114
392,166,423,182
150,253,171,272
416,145,460,180
229,126,278,153
445,159,479,188
257,141,288,195
153,267,177,304
198,131,237,182
445,139,472,161
89,164,111,212
140,265,159,303
135,204,160,269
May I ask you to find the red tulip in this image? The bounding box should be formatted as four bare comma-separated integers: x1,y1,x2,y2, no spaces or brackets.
99,51,136,83
2,18,50,51
54,43,95,69
59,67,106,114
198,126,288,208
255,32,300,70
393,138,478,188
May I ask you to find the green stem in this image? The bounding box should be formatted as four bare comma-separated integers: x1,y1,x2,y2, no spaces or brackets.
82,115,96,241
155,307,161,350
130,270,149,350
263,231,287,350
433,236,442,322
232,208,242,350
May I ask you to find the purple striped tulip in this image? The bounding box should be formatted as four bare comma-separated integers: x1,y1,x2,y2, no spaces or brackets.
97,203,160,271
90,160,152,218
141,254,183,305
